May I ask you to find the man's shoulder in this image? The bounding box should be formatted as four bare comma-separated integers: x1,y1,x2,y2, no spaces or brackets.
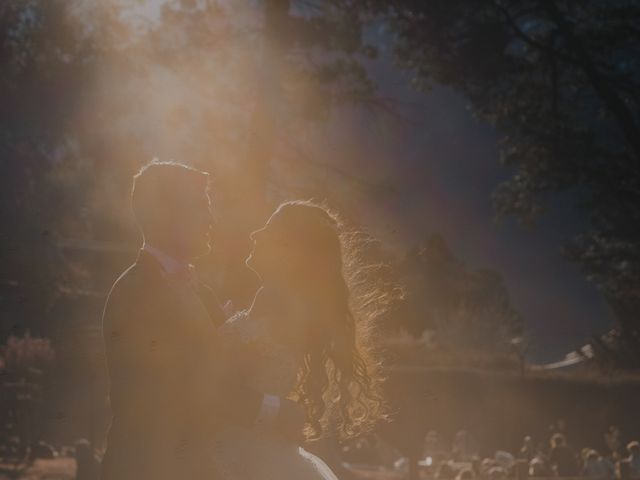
103,260,165,319
107,262,147,302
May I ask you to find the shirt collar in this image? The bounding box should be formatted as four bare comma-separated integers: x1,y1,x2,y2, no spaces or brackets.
143,243,190,275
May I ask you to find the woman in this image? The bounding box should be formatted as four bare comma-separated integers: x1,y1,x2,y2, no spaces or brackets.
211,200,386,479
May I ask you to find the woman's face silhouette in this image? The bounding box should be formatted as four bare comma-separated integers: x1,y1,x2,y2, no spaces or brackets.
247,205,341,296
246,211,308,289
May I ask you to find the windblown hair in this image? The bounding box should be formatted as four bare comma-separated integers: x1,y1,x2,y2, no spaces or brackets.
269,200,388,440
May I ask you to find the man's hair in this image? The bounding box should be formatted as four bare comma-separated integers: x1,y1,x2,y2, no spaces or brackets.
131,160,209,233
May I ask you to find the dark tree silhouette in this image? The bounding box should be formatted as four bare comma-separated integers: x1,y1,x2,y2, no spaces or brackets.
0,1,112,336
399,234,523,352
335,0,640,361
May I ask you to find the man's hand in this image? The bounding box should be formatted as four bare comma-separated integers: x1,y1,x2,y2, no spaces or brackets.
276,398,305,444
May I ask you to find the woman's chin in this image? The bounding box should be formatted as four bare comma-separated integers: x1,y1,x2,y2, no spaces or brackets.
246,257,269,282
245,255,257,271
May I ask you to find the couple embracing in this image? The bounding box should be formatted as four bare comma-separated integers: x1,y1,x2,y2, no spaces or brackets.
100,160,385,480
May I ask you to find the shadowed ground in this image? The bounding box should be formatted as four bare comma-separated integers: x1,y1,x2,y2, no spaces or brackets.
0,459,74,480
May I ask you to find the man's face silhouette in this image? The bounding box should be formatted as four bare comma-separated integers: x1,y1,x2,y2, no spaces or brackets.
165,186,212,262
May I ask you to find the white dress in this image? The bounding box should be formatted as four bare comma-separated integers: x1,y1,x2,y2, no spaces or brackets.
211,311,339,480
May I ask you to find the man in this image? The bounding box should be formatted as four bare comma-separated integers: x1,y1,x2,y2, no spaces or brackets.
101,161,303,479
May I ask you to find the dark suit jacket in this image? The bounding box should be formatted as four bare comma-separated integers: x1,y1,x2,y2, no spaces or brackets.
100,250,262,480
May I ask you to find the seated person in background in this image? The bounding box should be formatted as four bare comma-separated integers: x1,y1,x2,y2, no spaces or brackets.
549,433,579,477
75,439,100,480
371,434,403,468
519,436,536,461
424,430,447,459
582,449,615,480
529,456,551,478
488,466,507,480
627,441,640,477
436,462,456,480
494,450,515,472
341,434,402,468
479,458,497,479
456,468,475,480
452,430,479,462
605,426,622,459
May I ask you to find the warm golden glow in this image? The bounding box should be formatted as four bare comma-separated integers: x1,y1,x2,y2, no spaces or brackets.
2,1,638,479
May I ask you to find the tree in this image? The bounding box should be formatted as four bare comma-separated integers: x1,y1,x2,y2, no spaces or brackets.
342,0,640,360
0,0,116,335
399,234,523,352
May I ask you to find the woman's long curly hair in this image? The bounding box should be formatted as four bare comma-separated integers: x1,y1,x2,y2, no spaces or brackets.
268,200,389,440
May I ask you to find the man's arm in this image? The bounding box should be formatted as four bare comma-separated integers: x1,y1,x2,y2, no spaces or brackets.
207,373,264,427
103,280,184,419
197,281,305,438
213,372,304,441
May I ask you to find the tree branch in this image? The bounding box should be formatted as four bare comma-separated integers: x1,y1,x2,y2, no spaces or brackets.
541,0,640,164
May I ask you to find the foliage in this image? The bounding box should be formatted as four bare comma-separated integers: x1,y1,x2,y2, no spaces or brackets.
0,332,55,376
330,0,640,360
398,234,523,352
382,329,522,371
0,0,106,320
